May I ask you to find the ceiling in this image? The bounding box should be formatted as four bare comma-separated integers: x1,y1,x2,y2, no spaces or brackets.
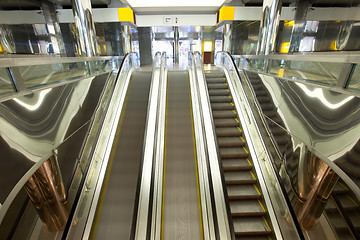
0,0,358,11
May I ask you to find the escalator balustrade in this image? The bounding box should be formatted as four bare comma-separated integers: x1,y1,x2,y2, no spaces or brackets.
204,70,275,239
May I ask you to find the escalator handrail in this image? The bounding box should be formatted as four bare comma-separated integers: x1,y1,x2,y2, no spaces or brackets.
134,52,167,240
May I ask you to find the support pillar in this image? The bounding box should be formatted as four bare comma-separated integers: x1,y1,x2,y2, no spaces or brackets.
121,25,131,54
138,27,152,66
289,0,311,53
257,0,282,55
174,26,179,64
294,153,338,230
71,0,98,57
25,155,68,231
41,1,66,56
222,23,232,53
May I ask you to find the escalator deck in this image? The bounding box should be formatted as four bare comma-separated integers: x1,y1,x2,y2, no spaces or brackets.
204,70,275,240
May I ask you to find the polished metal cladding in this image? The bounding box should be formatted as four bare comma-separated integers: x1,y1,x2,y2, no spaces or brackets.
25,156,68,232
71,0,98,57
223,23,232,53
0,73,109,209
257,0,282,55
41,1,66,56
289,0,311,53
247,72,360,186
293,155,339,230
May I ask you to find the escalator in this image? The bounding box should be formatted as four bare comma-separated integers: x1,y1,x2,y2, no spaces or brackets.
204,70,275,239
162,71,202,239
90,69,202,239
90,71,152,239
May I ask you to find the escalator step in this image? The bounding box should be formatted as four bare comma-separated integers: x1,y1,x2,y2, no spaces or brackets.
249,79,262,85
257,96,271,103
335,195,360,210
325,211,349,230
233,216,271,236
227,185,261,199
220,147,248,158
207,83,228,89
205,74,225,78
332,183,349,195
325,198,337,212
260,103,273,111
216,127,242,137
274,135,290,145
218,137,246,147
222,158,252,171
270,127,287,136
255,90,268,97
347,150,360,165
209,89,230,96
214,118,239,127
263,110,277,118
230,200,266,216
211,103,234,110
251,85,263,91
206,78,226,84
210,96,232,103
235,236,270,240
224,171,256,184
213,110,237,119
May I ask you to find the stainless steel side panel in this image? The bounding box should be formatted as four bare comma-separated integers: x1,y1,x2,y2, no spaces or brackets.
246,72,360,192
0,73,109,208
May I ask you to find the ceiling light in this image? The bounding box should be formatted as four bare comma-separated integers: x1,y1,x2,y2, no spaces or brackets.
126,0,226,8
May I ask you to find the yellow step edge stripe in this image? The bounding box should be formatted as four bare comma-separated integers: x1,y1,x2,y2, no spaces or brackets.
246,158,252,166
250,170,257,180
243,147,248,154
237,127,242,132
257,199,266,212
253,184,261,195
263,216,272,231
234,118,239,123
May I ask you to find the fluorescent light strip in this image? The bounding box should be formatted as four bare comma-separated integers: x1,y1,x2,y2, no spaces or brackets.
127,0,226,7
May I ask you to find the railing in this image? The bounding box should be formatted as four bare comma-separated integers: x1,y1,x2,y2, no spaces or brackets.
135,52,167,240
216,53,360,93
0,56,124,101
188,51,231,240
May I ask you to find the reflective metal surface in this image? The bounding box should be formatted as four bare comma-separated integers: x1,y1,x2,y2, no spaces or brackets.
25,156,68,232
0,71,111,226
257,0,282,55
71,0,98,57
244,70,360,193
